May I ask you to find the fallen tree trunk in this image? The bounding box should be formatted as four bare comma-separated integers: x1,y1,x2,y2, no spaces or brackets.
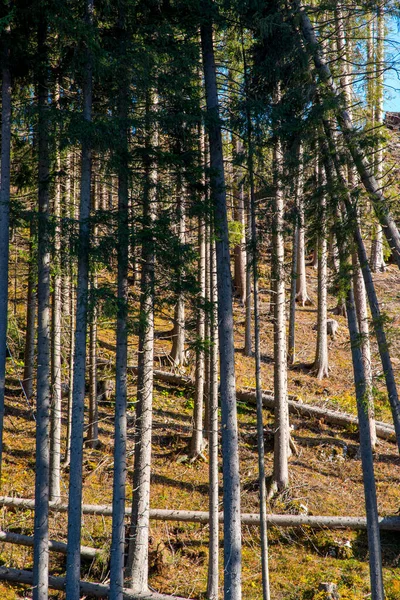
0,566,187,599
0,530,98,559
133,366,395,442
0,497,399,531
237,391,396,442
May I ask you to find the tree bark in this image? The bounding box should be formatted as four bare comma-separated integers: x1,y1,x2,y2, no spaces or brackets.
271,93,290,494
313,161,329,380
110,5,129,596
50,104,62,502
33,15,51,599
66,2,94,597
170,183,186,367
23,228,37,401
201,11,242,599
345,286,384,600
207,232,219,600
190,217,206,458
233,139,246,305
0,26,11,479
126,91,157,594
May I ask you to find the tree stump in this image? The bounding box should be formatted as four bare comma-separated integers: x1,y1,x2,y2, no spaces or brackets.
318,582,339,599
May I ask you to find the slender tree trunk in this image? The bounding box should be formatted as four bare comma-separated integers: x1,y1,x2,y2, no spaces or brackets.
322,120,400,452
23,232,36,400
295,169,311,306
370,4,386,273
313,161,329,380
271,93,289,493
66,2,93,597
0,29,11,479
345,286,384,600
170,184,186,366
207,232,219,600
352,252,376,449
110,8,129,594
190,218,206,458
126,91,157,593
296,1,400,270
33,16,51,599
233,139,246,305
201,11,242,599
244,199,252,357
50,117,62,502
288,145,302,365
88,173,99,449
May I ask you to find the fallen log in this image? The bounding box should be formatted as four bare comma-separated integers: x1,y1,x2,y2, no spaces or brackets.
0,530,98,559
0,566,188,599
0,497,399,531
237,390,396,442
129,367,396,443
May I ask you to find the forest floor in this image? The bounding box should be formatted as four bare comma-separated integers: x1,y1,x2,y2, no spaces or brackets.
1,260,400,599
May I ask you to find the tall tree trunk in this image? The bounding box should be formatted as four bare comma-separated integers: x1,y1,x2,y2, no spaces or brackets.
233,139,246,305
88,171,99,449
295,160,311,306
296,1,400,270
370,4,386,272
126,91,157,593
313,161,329,380
352,252,376,449
322,120,400,452
110,6,129,594
33,15,51,599
271,93,289,494
190,217,206,458
345,286,384,600
0,27,11,479
288,145,302,365
23,230,36,400
65,2,93,597
50,113,62,502
244,201,252,356
207,232,219,600
170,184,186,366
201,11,242,599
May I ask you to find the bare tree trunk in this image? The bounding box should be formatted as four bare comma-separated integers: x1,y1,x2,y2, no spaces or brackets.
126,91,157,594
352,252,376,449
313,162,329,380
88,172,99,449
207,233,219,600
244,196,252,356
190,217,206,458
50,114,62,502
295,168,311,306
345,286,384,600
66,2,93,597
0,30,11,479
271,99,289,494
288,146,302,365
33,16,51,599
296,1,400,270
370,4,386,273
23,232,36,400
233,139,246,305
110,9,129,594
322,119,400,452
201,11,242,598
170,186,186,366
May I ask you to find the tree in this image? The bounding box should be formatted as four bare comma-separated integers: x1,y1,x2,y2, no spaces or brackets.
66,2,94,596
0,8,12,479
201,6,242,597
